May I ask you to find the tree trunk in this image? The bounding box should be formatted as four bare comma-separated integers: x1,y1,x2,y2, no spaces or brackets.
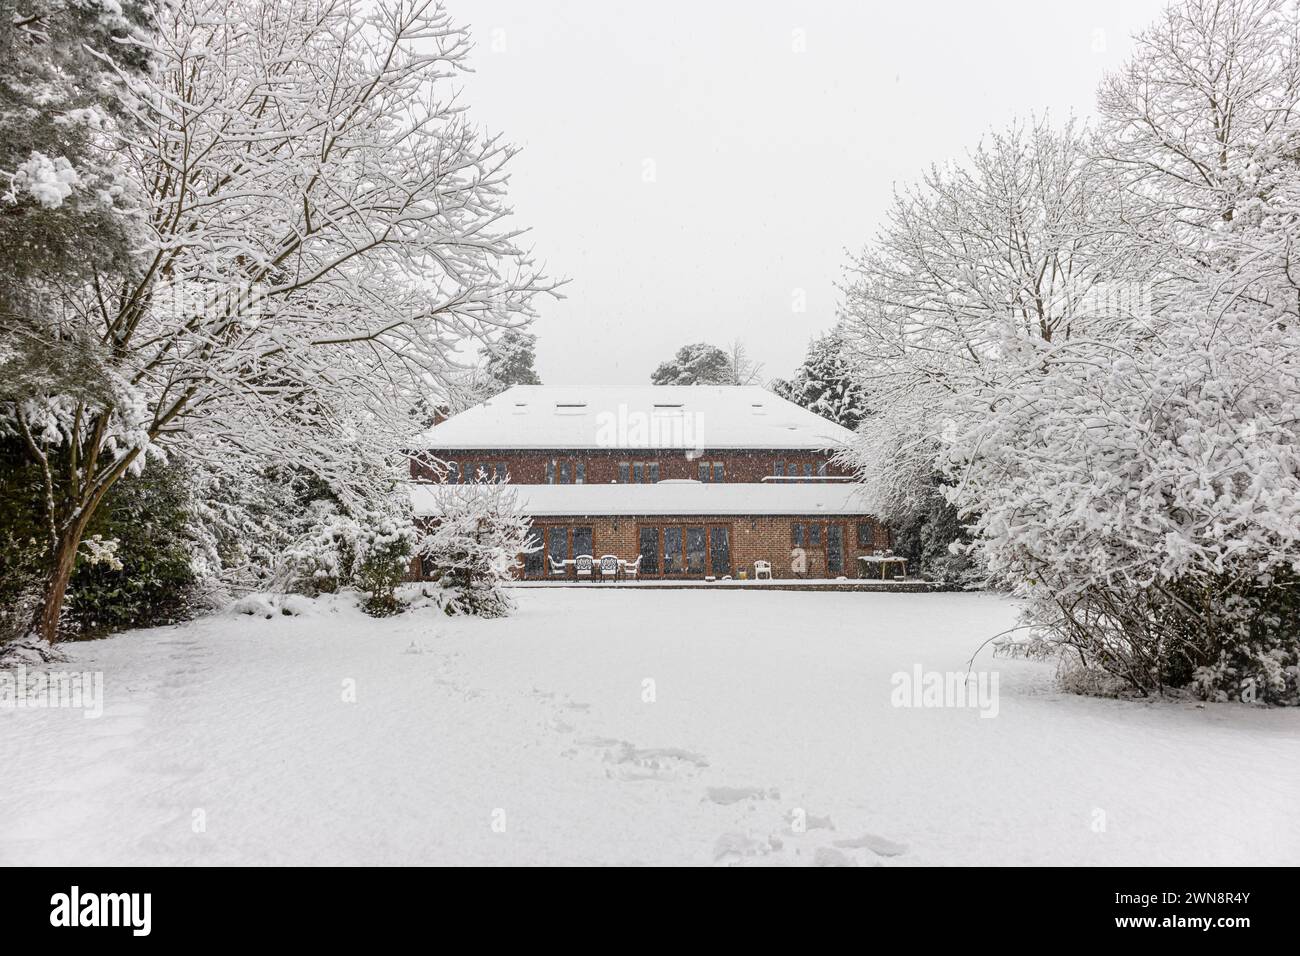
34,518,89,644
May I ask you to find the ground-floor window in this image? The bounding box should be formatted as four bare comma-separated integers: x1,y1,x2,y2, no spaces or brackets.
791,521,847,576
638,523,731,577
525,525,595,576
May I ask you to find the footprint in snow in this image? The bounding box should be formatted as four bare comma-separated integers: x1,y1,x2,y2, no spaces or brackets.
832,833,909,857
705,786,780,806
585,740,709,781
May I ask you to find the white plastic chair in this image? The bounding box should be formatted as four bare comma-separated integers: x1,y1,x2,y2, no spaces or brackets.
622,555,642,581
549,556,568,578
599,555,619,581
574,554,594,579
754,560,773,580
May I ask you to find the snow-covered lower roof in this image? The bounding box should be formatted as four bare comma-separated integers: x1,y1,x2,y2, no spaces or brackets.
410,385,858,451
409,481,874,517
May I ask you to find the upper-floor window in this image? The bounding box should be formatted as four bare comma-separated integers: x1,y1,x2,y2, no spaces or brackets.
621,461,658,483
698,461,725,482
546,459,585,485
449,461,506,483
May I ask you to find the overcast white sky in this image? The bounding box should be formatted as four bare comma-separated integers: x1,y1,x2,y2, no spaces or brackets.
454,0,1171,387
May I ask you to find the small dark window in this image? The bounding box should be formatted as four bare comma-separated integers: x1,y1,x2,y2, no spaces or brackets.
809,523,823,546
775,461,785,477
827,524,844,574
792,523,804,548
857,522,873,548
575,461,585,484
573,526,593,558
803,463,814,481
546,460,555,484
496,462,507,481
639,527,660,575
560,461,572,484
699,461,709,482
633,463,644,483
618,462,630,483
648,463,660,483
713,461,724,482
817,461,827,477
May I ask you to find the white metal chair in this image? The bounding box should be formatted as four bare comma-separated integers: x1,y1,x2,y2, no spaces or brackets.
549,556,568,578
753,560,773,580
599,554,619,581
574,554,594,580
622,555,642,581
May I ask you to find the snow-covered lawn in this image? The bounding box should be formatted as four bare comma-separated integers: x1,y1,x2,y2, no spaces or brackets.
3,590,1297,866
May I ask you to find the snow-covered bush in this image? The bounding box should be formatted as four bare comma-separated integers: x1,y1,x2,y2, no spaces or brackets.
416,480,534,618
281,500,417,617
944,310,1300,702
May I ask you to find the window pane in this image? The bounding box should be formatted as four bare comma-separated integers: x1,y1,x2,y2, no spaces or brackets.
817,461,827,477
792,523,803,547
633,463,644,483
827,524,844,574
524,526,544,577
639,527,659,574
496,463,507,481
575,461,585,484
699,461,709,482
573,526,593,558
548,526,568,564
857,522,872,548
649,463,659,483
662,527,683,573
776,461,785,476
810,523,823,546
546,460,555,484
618,462,630,483
686,527,706,574
710,527,730,576
560,461,571,484
803,463,813,480
713,462,724,481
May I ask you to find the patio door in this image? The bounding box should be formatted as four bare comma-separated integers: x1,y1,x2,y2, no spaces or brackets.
638,523,731,578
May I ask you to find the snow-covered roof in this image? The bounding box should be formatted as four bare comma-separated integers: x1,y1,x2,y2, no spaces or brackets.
410,385,858,451
409,480,874,517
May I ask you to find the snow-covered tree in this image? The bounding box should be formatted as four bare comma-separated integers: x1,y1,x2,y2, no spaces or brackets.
650,342,736,385
483,328,542,388
416,479,534,617
770,328,868,430
2,0,555,641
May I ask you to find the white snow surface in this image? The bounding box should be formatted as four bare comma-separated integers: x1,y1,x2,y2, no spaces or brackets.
2,590,1296,866
409,384,859,450
409,479,873,516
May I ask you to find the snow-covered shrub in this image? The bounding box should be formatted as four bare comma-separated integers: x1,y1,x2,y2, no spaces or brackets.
280,500,417,616
945,310,1300,703
417,480,534,618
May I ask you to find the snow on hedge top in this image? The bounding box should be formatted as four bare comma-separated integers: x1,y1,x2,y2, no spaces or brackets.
409,480,873,517
411,385,859,450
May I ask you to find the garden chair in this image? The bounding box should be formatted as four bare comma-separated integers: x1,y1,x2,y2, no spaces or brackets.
549,556,568,578
622,555,642,581
574,554,594,580
753,560,773,580
599,555,619,581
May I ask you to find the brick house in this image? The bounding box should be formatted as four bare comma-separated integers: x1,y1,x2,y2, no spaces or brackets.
408,385,890,580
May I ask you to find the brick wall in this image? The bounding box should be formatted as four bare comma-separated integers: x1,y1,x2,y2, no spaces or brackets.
409,448,855,484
